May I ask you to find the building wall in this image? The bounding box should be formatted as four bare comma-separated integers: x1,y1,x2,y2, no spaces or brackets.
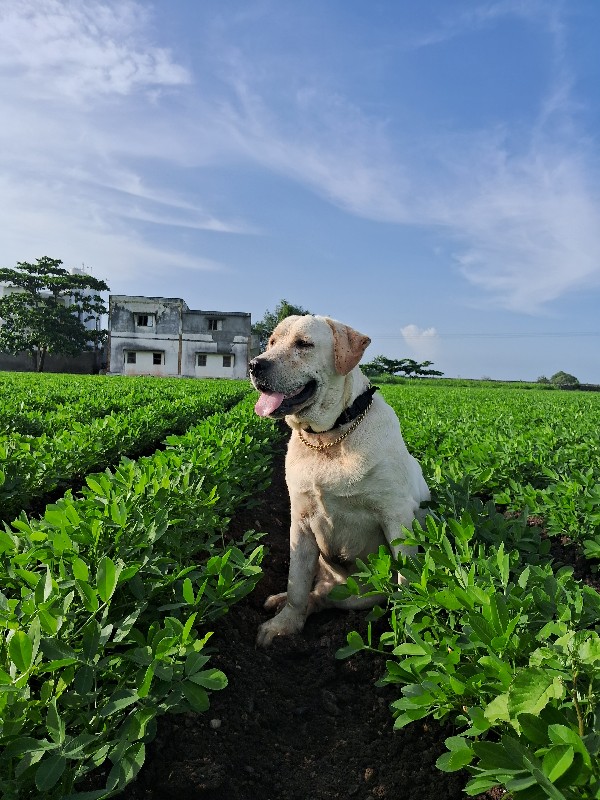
108,295,253,379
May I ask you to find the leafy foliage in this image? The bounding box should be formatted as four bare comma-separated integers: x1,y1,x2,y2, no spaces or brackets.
362,354,443,378
0,396,283,799
0,375,251,520
550,371,580,387
251,298,312,351
0,257,109,371
334,383,600,798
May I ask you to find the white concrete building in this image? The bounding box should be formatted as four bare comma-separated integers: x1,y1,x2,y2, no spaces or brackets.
108,295,256,379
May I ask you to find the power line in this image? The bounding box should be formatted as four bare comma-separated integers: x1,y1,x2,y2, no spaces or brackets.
374,332,600,340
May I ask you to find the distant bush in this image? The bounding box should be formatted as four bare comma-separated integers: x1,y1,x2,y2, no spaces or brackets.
550,370,579,386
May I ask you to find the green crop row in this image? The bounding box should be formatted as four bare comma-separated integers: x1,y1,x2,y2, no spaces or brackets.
0,380,251,521
0,396,283,800
0,374,250,435
380,384,600,558
336,384,600,798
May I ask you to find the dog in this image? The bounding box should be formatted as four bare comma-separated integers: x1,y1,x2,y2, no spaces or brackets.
249,314,430,647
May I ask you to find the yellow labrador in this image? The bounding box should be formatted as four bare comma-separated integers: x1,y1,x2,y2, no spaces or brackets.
249,315,429,647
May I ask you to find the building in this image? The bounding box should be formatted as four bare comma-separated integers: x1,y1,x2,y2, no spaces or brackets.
108,295,256,379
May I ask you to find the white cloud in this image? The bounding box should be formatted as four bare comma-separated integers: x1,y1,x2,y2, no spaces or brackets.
400,324,439,362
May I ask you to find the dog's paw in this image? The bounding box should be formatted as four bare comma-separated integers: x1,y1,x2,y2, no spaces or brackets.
256,606,305,647
263,592,287,613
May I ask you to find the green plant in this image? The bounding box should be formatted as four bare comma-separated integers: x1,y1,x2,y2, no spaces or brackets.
0,398,283,798
335,506,600,797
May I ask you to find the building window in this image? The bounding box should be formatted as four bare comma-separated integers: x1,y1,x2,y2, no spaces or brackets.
197,354,207,367
136,314,153,327
125,351,136,364
152,352,163,365
208,318,223,331
223,355,233,368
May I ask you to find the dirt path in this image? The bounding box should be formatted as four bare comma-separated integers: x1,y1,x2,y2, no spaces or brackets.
120,440,472,800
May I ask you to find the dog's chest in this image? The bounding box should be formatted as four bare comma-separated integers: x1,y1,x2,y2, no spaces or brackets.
286,440,371,494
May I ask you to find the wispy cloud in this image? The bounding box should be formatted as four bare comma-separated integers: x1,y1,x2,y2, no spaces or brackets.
0,0,251,287
0,0,190,101
204,2,600,314
2,0,599,318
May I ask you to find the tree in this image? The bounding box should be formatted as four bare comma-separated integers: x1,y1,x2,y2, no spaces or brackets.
362,354,443,378
0,257,109,372
550,370,579,387
252,298,312,351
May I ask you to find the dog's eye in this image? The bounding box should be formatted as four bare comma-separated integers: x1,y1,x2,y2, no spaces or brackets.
295,340,314,349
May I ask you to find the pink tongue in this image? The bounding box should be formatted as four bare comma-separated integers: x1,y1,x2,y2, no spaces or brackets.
255,391,286,417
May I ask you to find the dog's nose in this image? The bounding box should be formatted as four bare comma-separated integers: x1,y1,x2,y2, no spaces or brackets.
248,358,262,375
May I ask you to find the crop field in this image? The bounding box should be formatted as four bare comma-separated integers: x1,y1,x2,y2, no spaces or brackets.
1,374,600,799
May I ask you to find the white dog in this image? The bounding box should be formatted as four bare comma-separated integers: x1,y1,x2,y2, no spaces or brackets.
249,315,429,647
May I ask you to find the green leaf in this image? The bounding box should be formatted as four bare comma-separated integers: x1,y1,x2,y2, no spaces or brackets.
35,753,67,792
507,667,564,721
9,630,33,672
335,630,366,659
518,713,551,745
46,699,66,744
184,651,210,677
99,689,139,717
96,556,118,603
72,556,89,582
41,637,78,662
181,680,210,712
85,476,105,495
76,580,99,612
464,775,502,795
436,737,474,772
542,745,574,783
433,588,465,610
62,733,98,758
106,742,145,792
188,668,228,691
74,664,95,695
137,663,155,699
182,577,195,605
547,724,592,768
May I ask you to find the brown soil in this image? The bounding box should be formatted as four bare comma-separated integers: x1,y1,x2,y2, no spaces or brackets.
119,438,596,800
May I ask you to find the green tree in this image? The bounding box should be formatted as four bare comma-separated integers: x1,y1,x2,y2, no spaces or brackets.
0,257,109,372
252,298,312,351
550,370,579,386
362,354,443,378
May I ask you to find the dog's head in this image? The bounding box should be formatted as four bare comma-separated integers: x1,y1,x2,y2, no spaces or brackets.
249,315,370,425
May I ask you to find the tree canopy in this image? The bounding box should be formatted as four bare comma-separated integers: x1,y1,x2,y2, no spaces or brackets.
0,257,109,371
362,354,444,378
252,298,312,351
550,370,579,386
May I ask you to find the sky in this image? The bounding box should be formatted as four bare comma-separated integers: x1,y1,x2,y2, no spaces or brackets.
1,0,599,382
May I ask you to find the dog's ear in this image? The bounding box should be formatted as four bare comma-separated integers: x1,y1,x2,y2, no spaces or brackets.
325,318,371,375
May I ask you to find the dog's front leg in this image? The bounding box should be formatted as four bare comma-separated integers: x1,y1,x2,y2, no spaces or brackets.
256,521,319,647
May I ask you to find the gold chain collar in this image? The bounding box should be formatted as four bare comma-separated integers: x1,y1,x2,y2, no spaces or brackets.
296,399,374,451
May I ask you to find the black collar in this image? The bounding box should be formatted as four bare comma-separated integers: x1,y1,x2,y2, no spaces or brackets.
306,385,378,434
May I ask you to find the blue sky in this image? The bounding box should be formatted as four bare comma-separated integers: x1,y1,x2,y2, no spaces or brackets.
1,0,599,381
